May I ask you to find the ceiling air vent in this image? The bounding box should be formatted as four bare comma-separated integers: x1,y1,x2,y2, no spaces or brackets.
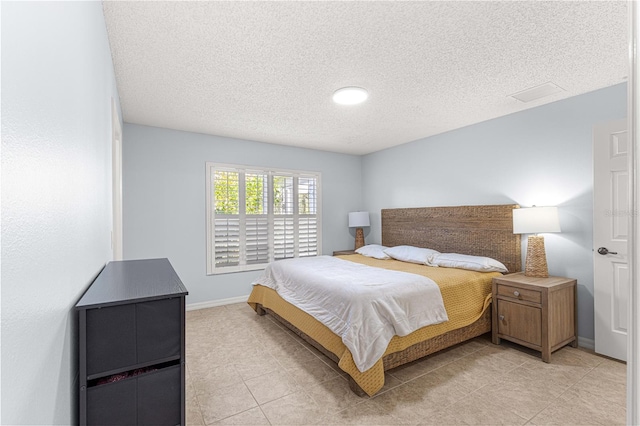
509,82,565,103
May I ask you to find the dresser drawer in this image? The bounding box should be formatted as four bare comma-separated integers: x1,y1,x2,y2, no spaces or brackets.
86,298,181,376
496,284,541,304
87,365,181,426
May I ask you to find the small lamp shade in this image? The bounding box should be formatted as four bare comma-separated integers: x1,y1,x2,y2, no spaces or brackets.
513,206,561,234
348,211,370,228
513,206,561,278
348,211,370,250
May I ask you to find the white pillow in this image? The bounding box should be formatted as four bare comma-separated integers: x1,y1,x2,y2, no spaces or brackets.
355,244,390,260
383,245,440,266
432,253,508,273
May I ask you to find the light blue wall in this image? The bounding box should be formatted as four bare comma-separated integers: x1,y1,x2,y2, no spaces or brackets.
124,84,626,339
2,2,121,424
361,83,627,341
123,124,363,305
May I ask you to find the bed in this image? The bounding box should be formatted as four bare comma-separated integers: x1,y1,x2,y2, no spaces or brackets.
247,204,521,396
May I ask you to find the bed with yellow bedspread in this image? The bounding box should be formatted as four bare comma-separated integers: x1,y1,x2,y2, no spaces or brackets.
248,254,499,396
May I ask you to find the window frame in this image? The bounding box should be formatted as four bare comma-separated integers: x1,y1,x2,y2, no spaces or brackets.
206,162,322,275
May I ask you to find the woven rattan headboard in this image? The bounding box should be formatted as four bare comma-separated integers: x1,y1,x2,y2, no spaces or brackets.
381,204,521,273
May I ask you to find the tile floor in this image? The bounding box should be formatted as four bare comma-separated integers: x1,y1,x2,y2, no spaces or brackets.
185,303,626,425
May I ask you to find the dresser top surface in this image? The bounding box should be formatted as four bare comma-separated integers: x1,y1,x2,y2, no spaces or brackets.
76,258,188,309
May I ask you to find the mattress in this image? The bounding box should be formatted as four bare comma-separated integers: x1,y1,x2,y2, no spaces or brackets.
251,255,448,372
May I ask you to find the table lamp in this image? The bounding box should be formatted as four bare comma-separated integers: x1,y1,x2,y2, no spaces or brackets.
348,211,370,250
513,206,561,278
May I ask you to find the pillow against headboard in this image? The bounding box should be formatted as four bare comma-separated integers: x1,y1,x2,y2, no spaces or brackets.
432,253,508,273
383,245,440,266
355,244,390,260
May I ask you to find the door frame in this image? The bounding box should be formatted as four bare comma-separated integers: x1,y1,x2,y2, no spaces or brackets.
628,1,638,423
111,98,123,260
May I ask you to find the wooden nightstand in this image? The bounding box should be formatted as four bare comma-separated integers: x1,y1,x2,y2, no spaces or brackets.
492,272,577,362
333,250,356,256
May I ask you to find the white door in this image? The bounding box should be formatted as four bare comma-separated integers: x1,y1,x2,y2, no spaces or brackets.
594,119,629,361
112,98,123,260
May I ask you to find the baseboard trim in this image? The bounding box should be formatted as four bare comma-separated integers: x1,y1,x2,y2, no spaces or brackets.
186,295,249,311
186,301,599,353
578,336,595,351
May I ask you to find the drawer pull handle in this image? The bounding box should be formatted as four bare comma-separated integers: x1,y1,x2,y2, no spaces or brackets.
499,315,505,321
513,290,520,297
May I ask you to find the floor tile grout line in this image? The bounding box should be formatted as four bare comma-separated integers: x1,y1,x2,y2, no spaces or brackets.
258,404,273,426
188,305,626,425
497,362,603,424
399,351,535,417
192,392,206,426
554,363,628,412
185,363,208,426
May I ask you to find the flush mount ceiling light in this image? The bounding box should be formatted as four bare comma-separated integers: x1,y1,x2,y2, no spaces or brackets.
332,87,368,105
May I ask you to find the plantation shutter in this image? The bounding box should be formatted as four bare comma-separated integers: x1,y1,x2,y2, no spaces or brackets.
245,172,269,264
245,216,269,263
213,170,240,268
298,176,318,257
207,163,321,274
298,217,317,257
273,175,294,260
273,217,294,259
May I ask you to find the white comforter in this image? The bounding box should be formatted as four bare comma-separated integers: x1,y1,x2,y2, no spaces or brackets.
251,256,448,372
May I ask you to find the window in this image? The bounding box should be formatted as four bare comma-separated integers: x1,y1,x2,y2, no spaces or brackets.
206,163,321,274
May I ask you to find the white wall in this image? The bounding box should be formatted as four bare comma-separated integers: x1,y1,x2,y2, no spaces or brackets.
1,2,120,424
362,83,627,341
123,124,362,305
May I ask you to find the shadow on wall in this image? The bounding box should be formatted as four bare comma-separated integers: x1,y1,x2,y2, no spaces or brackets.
555,189,596,340
557,189,594,246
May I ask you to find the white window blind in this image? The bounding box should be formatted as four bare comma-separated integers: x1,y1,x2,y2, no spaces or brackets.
206,163,321,274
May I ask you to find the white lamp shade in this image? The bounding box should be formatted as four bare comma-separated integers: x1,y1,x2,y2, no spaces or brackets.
513,206,561,234
348,211,370,228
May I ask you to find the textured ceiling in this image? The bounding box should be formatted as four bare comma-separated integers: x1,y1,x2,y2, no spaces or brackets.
103,1,628,155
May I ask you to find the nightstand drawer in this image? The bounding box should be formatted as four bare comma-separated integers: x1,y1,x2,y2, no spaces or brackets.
496,284,541,304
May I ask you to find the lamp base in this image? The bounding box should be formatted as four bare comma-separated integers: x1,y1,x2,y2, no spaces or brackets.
525,235,549,278
354,228,365,250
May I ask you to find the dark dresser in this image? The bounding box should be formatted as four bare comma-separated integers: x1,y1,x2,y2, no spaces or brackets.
76,258,188,426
